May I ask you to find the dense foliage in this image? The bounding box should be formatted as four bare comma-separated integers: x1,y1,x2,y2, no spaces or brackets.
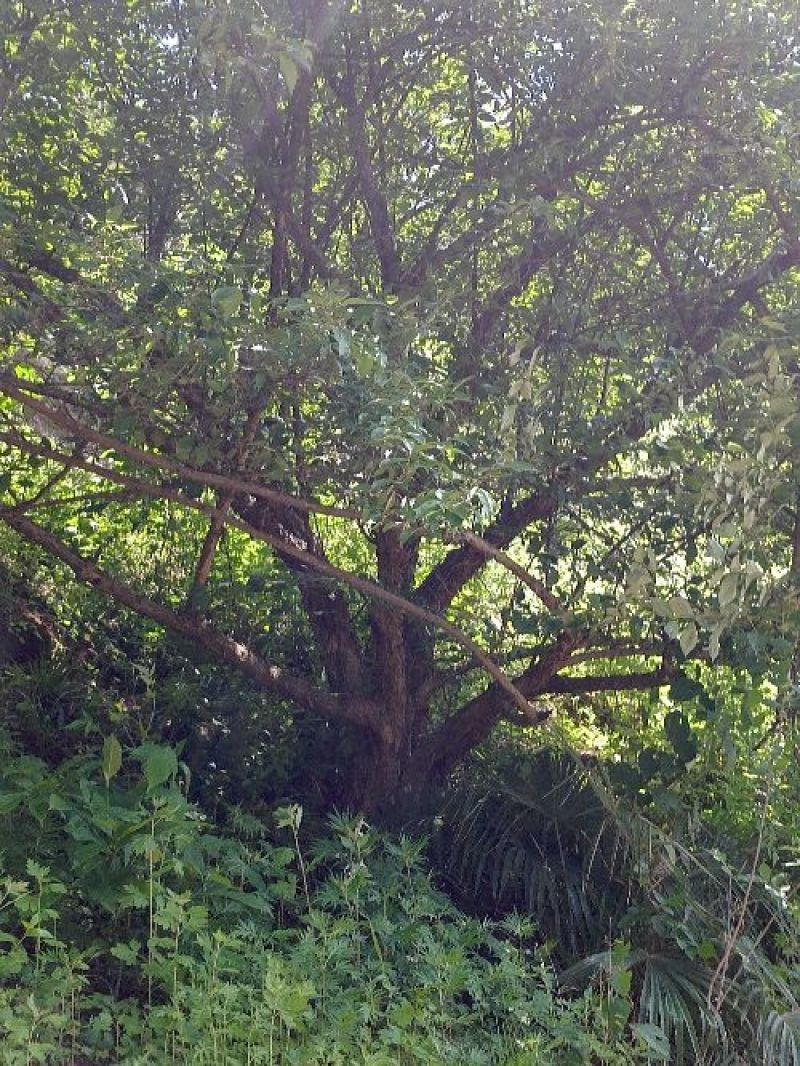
3,0,800,810
0,736,667,1064
1,0,800,1061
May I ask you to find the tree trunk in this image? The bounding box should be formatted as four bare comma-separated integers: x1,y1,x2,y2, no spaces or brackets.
346,715,440,821
343,629,585,819
354,724,407,818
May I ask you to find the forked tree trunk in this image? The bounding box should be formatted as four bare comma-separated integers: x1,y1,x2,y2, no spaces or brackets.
341,623,585,818
344,695,508,818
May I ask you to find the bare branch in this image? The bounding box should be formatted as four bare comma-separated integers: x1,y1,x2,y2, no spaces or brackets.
410,631,586,782
446,529,565,615
187,404,265,601
416,488,559,613
544,665,672,695
189,499,231,595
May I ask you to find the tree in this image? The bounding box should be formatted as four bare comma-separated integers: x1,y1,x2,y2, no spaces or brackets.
2,0,799,813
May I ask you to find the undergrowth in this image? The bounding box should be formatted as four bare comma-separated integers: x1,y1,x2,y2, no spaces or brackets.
0,737,654,1064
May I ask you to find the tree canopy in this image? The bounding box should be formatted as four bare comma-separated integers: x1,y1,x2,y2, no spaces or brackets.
2,0,800,813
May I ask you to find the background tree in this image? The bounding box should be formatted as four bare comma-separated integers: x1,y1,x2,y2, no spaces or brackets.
2,0,800,814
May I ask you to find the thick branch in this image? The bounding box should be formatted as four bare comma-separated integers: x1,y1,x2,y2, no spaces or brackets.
447,529,565,615
189,495,232,595
410,632,585,782
1,430,535,718
0,506,376,726
416,488,558,613
367,528,416,723
4,381,569,621
544,666,672,695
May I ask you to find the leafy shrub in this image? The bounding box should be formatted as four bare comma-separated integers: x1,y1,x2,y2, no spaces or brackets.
437,746,800,1065
436,749,629,956
0,738,650,1064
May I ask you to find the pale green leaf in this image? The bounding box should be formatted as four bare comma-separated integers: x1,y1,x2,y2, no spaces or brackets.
211,285,242,318
679,622,698,656
708,625,722,662
667,595,694,619
718,573,738,609
278,53,297,95
101,735,122,785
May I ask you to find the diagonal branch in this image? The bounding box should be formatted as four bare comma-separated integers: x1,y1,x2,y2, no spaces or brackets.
0,258,62,321
412,644,675,787
189,496,232,597
187,404,265,602
0,378,358,520
0,429,537,719
410,631,586,782
416,488,559,613
446,529,566,615
0,506,377,727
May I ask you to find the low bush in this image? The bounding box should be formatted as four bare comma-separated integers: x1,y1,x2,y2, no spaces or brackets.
0,738,651,1064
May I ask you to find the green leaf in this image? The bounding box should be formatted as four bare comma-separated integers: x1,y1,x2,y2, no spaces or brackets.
664,710,688,747
133,744,178,791
245,572,267,593
0,793,22,815
718,573,738,609
211,285,242,318
110,940,140,964
667,595,694,619
669,674,703,702
632,1022,670,1059
708,624,723,662
101,735,122,785
678,622,698,656
664,710,697,763
278,53,298,95
610,966,632,997
722,731,737,770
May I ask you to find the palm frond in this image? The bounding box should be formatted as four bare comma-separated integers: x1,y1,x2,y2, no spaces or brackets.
437,750,631,955
760,1009,800,1066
